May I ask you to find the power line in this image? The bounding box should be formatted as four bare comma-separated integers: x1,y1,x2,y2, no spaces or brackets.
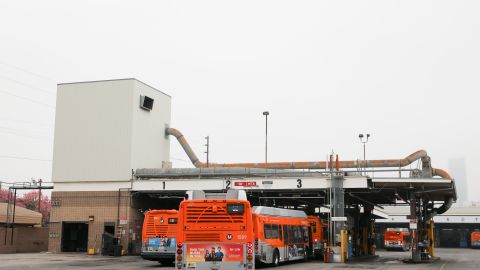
0,75,56,95
0,155,51,162
0,117,53,127
0,125,53,136
0,89,55,109
0,129,52,140
0,61,54,82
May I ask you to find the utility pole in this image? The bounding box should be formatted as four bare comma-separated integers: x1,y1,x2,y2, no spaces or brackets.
4,182,53,244
263,111,269,172
11,188,17,244
204,136,209,167
38,179,42,224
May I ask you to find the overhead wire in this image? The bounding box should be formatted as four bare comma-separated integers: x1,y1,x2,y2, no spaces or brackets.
0,154,51,162
0,128,53,140
0,89,55,109
0,61,54,82
0,117,53,127
0,74,55,95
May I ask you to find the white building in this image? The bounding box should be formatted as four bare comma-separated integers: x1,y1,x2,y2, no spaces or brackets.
49,79,171,253
448,158,468,203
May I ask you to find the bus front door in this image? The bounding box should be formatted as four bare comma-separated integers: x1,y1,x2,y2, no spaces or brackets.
283,225,289,261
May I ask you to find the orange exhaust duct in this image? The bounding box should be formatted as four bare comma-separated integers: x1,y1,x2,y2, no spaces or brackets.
166,128,451,179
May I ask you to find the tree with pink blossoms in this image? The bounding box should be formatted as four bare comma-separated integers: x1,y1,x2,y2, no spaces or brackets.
0,189,51,226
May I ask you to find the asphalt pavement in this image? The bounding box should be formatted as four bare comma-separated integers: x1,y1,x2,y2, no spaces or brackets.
0,248,478,270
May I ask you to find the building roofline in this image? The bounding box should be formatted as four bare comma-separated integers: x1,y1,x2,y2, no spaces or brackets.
57,78,171,97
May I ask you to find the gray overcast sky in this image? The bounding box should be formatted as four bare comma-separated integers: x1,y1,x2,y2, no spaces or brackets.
0,1,479,200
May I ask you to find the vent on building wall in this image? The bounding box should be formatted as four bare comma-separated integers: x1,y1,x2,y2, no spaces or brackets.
140,95,154,111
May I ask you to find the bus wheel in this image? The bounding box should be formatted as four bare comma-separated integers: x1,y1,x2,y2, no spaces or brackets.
303,249,309,262
159,259,174,266
272,250,280,267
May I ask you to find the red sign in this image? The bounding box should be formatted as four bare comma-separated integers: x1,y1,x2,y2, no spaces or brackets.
186,243,244,263
234,181,257,187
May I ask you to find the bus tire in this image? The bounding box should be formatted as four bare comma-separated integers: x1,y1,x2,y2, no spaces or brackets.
159,259,174,266
303,248,309,262
272,249,280,267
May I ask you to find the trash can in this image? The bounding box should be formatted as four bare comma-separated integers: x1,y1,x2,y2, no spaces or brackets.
324,247,334,263
113,245,123,257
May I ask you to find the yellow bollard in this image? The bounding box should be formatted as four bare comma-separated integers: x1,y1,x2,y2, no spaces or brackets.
427,219,435,257
340,230,349,262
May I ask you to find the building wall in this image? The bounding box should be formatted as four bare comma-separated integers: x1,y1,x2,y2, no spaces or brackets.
0,227,48,253
49,79,171,253
448,158,468,202
48,191,142,254
52,79,171,184
52,80,135,182
131,80,171,170
0,228,16,253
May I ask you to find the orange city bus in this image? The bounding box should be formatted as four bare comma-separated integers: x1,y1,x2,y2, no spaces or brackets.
307,216,325,259
176,195,255,270
252,206,310,266
384,228,411,251
141,210,178,265
471,231,480,248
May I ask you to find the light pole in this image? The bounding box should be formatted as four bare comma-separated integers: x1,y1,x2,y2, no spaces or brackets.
358,133,370,174
263,111,269,171
204,136,209,167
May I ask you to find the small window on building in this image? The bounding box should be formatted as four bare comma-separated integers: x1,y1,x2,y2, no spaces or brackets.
140,95,154,110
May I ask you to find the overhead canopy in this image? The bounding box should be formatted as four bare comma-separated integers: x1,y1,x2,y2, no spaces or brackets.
0,203,42,225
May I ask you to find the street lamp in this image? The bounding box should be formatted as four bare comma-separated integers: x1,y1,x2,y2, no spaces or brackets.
358,133,370,174
263,111,269,170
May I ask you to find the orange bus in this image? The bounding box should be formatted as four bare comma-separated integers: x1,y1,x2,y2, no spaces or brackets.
307,216,325,259
176,195,255,270
471,231,480,249
141,210,178,265
384,228,411,251
252,206,310,266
